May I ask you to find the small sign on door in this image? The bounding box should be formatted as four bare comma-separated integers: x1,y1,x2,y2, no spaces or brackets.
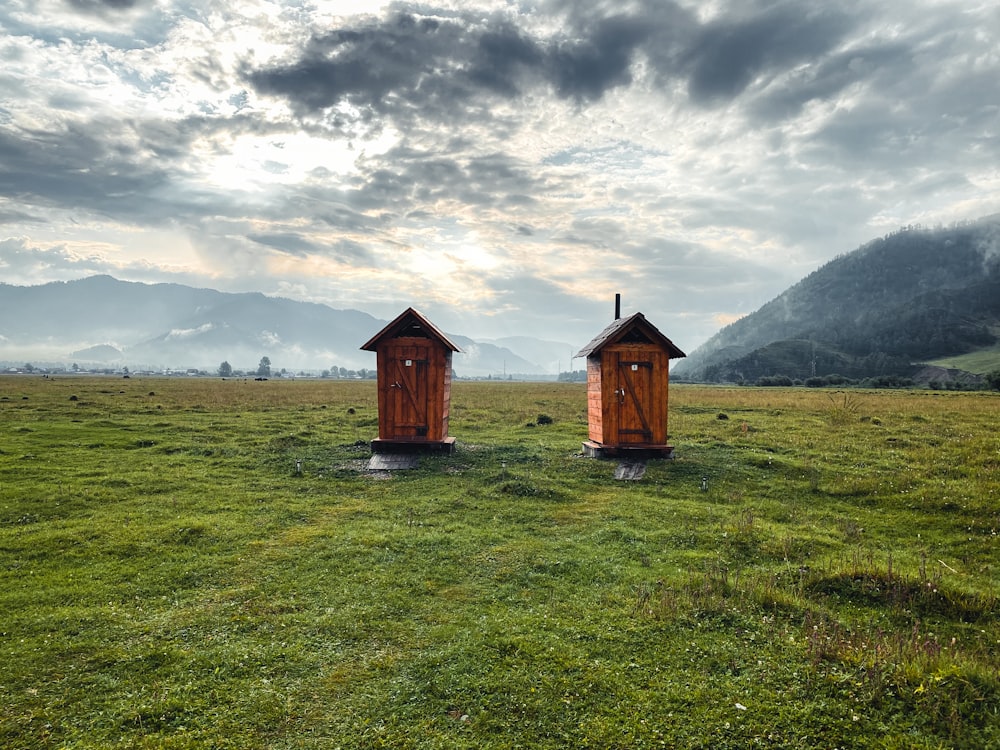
631,364,639,371
405,359,413,366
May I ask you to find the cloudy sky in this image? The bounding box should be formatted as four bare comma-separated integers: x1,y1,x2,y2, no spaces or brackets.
1,0,998,352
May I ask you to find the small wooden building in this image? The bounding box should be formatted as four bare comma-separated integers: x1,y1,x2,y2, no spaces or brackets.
575,307,685,459
360,307,460,453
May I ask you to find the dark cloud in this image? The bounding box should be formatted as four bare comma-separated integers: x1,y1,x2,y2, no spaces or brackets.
0,120,172,222
66,0,142,11
248,1,866,128
747,41,909,122
249,11,475,119
322,145,546,219
247,232,319,257
680,3,856,103
328,238,375,263
0,109,298,227
467,21,545,96
308,201,385,234
806,74,998,172
248,232,374,263
547,14,650,101
0,206,45,226
247,6,657,124
457,152,542,206
807,102,915,165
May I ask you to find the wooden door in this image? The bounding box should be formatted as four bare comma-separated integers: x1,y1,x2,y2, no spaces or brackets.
386,346,430,438
613,353,654,445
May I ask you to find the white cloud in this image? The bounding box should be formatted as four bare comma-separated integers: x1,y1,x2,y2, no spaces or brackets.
165,323,217,339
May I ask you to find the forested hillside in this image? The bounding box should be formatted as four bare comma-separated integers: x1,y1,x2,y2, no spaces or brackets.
672,217,1000,383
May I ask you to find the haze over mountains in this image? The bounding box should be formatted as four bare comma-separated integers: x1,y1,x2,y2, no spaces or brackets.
672,216,1000,384
0,276,570,377
4,215,999,382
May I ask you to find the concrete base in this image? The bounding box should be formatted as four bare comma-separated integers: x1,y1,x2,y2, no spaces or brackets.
582,440,674,460
371,437,457,454
614,462,647,481
367,453,420,471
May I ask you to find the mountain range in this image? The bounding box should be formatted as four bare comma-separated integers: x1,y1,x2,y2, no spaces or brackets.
5,216,999,382
0,275,570,377
672,216,1000,384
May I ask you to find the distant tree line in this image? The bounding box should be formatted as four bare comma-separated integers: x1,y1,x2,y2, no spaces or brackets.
751,373,999,391
321,366,375,379
214,358,376,379
755,374,918,389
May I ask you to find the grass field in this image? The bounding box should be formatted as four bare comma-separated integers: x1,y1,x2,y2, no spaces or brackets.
926,341,1000,375
1,376,997,748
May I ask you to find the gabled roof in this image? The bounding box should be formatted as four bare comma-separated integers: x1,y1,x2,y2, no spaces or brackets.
360,307,462,352
575,312,686,359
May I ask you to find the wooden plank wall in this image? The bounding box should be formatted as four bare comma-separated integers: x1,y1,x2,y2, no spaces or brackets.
586,357,604,443
375,336,454,442
441,350,452,439
588,345,672,447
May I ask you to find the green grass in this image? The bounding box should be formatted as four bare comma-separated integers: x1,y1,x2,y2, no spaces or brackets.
925,340,1000,374
1,377,998,748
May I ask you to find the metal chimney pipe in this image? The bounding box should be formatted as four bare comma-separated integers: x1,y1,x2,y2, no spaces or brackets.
615,293,621,320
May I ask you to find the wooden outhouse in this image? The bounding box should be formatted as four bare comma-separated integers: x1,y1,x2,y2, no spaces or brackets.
360,307,460,453
575,306,685,458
